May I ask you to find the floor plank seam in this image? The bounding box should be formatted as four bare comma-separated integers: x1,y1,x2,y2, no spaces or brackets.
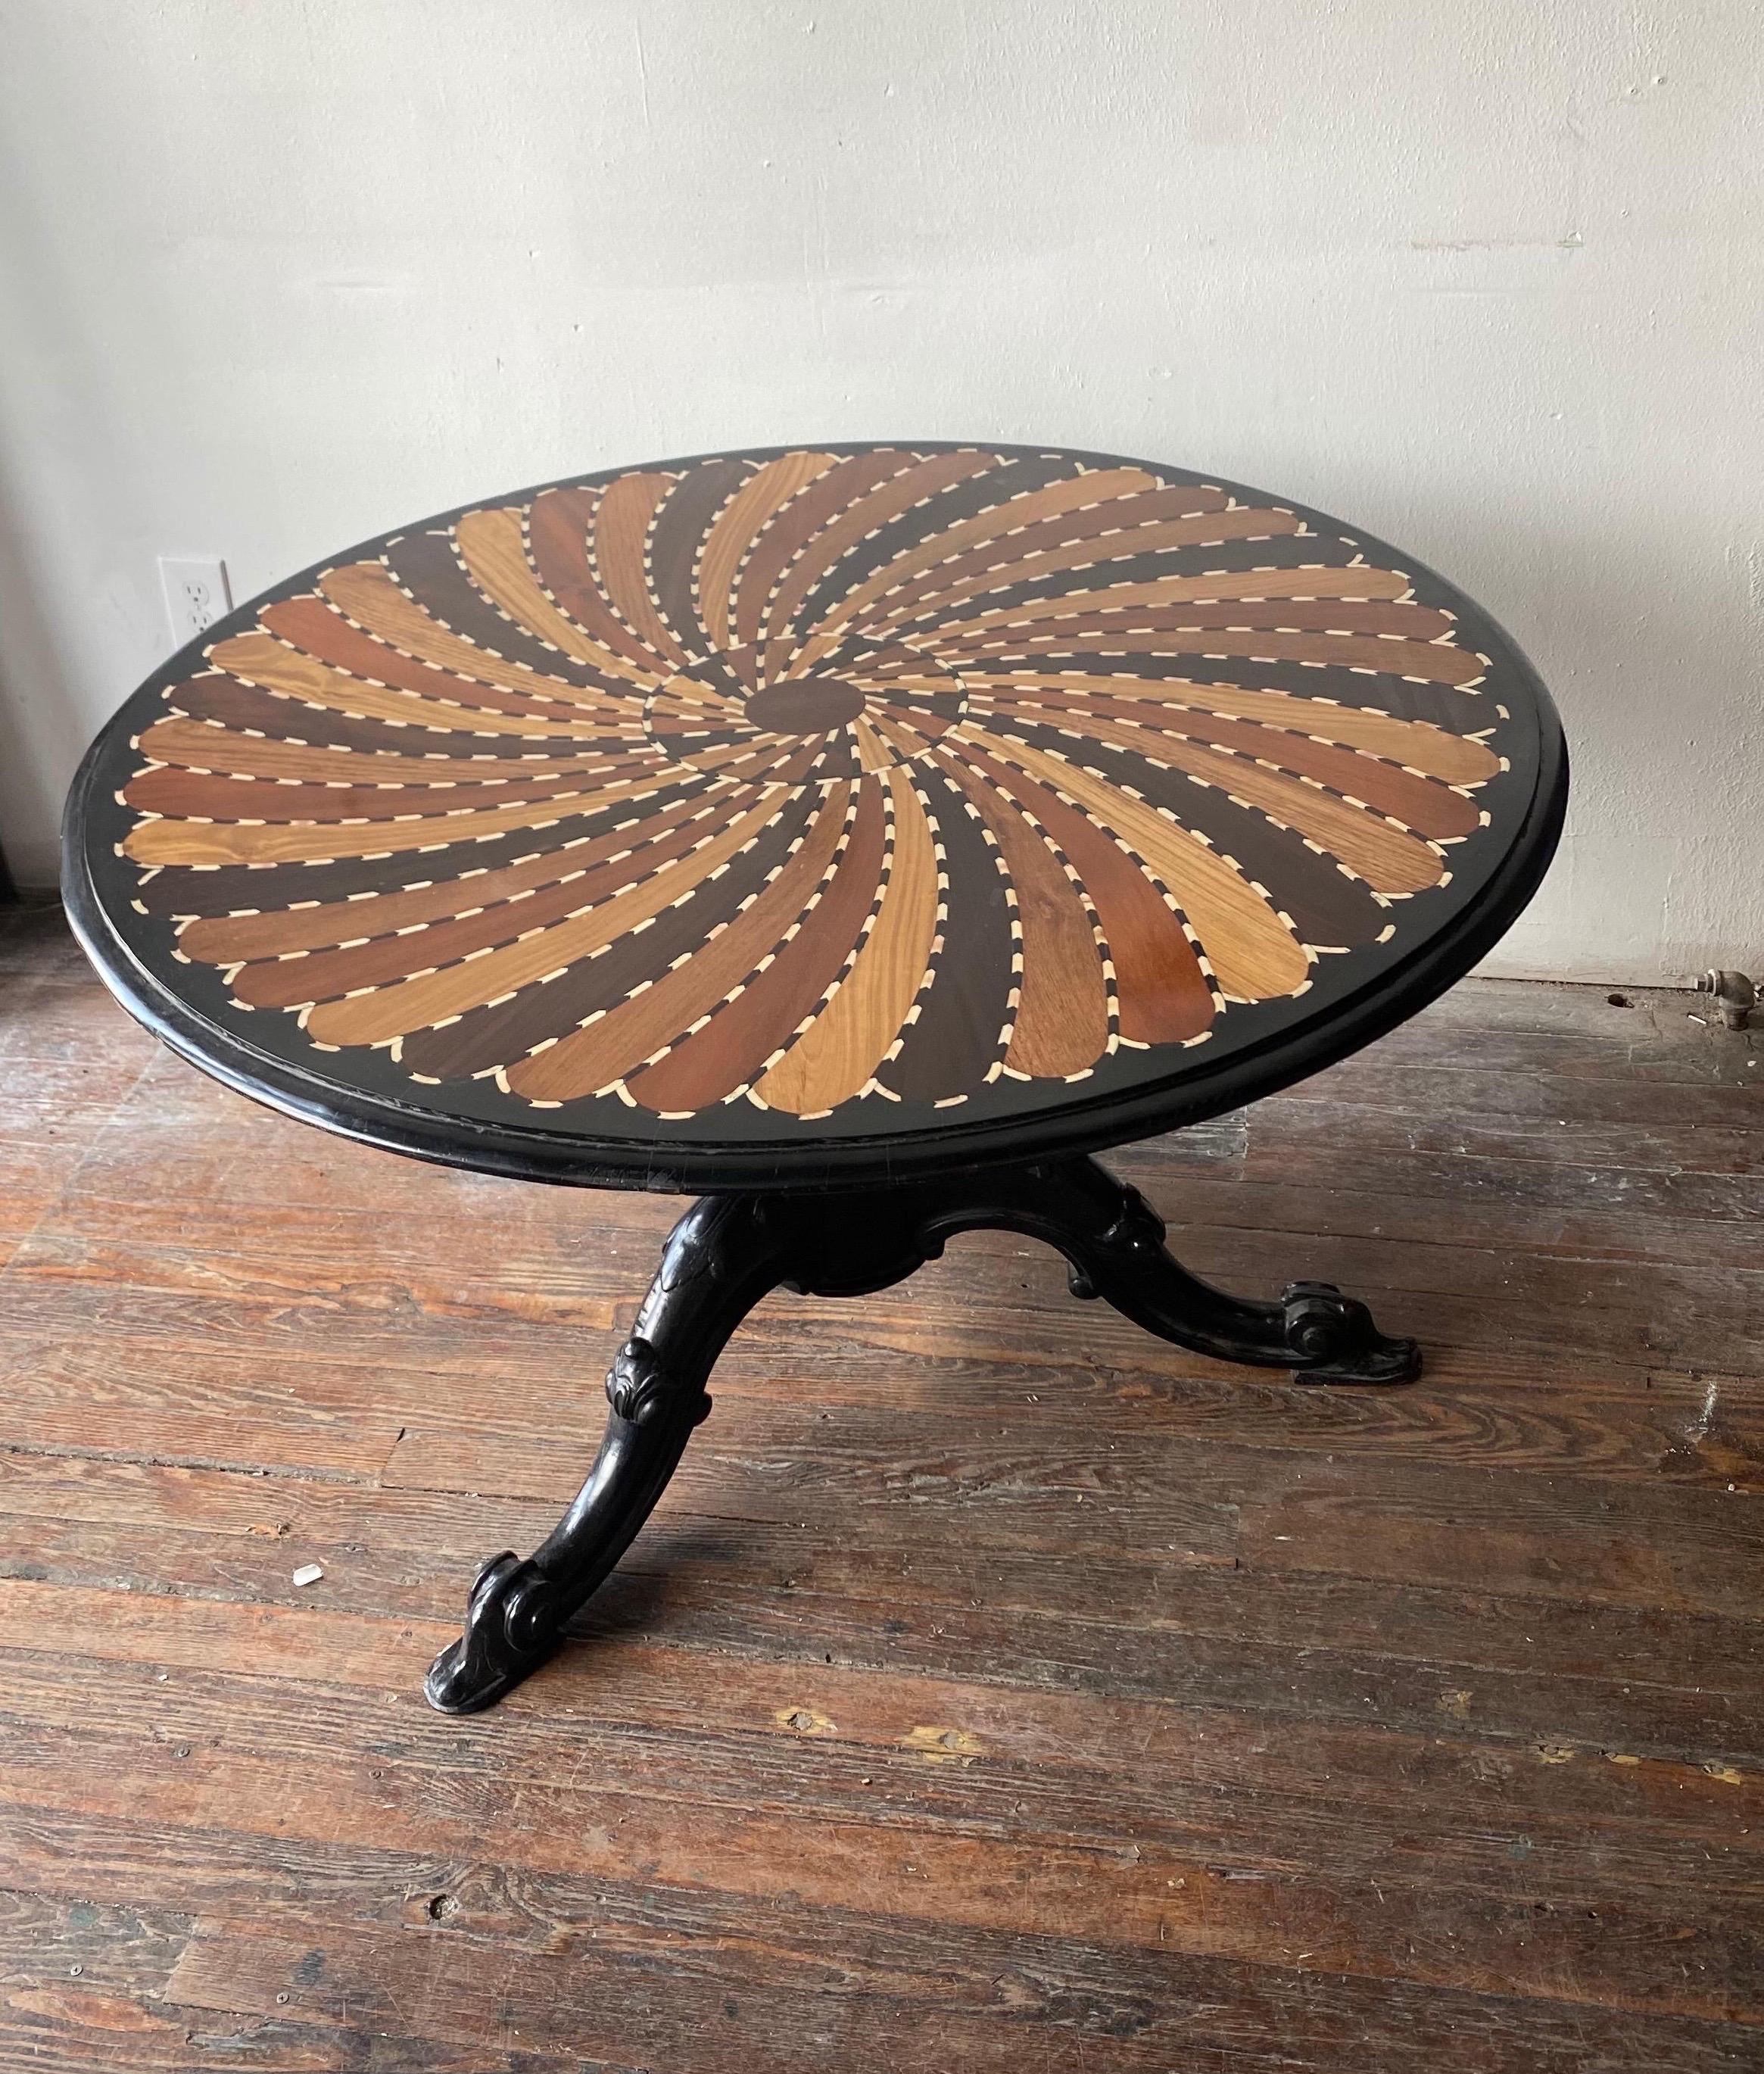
0,1436,381,1486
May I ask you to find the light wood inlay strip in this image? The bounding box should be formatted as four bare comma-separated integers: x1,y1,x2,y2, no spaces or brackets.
789,468,1162,673
754,767,940,1115
961,726,1311,1001
965,672,1500,784
455,508,658,685
304,787,790,1046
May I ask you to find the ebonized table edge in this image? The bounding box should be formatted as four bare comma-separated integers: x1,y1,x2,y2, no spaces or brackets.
61,710,1567,1196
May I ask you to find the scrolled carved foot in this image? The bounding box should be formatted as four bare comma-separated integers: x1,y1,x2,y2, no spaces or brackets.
1281,1280,1420,1385
423,1223,742,1714
424,1550,562,1715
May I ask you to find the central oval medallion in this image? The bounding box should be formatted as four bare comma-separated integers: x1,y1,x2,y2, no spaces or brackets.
745,675,868,732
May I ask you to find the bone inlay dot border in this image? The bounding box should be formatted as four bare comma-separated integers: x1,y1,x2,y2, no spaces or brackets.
72,442,1560,1177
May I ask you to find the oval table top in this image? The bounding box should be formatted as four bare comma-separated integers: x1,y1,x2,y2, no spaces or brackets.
64,441,1566,1191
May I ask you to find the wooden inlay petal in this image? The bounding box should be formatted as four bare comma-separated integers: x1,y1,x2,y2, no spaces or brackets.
527,487,672,673
98,443,1538,1132
454,508,657,685
316,564,639,703
625,778,890,1112
135,716,633,789
217,628,631,736
792,466,1167,669
507,780,854,1102
592,472,690,668
304,786,789,1047
753,766,939,1114
940,747,1216,1046
968,672,1500,785
958,773,1110,1078
963,728,1311,1003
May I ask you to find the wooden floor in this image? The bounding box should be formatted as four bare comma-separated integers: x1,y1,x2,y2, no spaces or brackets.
0,899,1759,2071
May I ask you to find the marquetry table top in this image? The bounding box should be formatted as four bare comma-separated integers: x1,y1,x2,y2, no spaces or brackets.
65,441,1566,1190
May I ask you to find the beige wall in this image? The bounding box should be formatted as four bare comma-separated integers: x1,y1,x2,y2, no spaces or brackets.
1,0,1758,979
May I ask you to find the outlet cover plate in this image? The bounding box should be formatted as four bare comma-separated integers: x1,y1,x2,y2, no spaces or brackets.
158,556,232,647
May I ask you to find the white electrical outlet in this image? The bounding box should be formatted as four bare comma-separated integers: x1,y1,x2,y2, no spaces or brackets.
158,555,232,646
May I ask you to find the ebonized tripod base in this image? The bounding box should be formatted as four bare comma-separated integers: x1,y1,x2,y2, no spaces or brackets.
425,1156,1419,1714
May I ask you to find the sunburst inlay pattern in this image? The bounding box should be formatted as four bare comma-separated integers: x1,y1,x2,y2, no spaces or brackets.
95,444,1537,1132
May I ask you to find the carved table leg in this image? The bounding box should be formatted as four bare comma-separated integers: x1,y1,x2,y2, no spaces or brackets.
425,1154,1417,1713
976,1158,1420,1386
425,1194,785,1714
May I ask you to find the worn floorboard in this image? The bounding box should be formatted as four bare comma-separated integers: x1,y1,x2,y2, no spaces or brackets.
0,898,1759,2069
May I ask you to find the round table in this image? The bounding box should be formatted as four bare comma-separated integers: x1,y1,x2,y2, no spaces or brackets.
63,441,1567,1712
